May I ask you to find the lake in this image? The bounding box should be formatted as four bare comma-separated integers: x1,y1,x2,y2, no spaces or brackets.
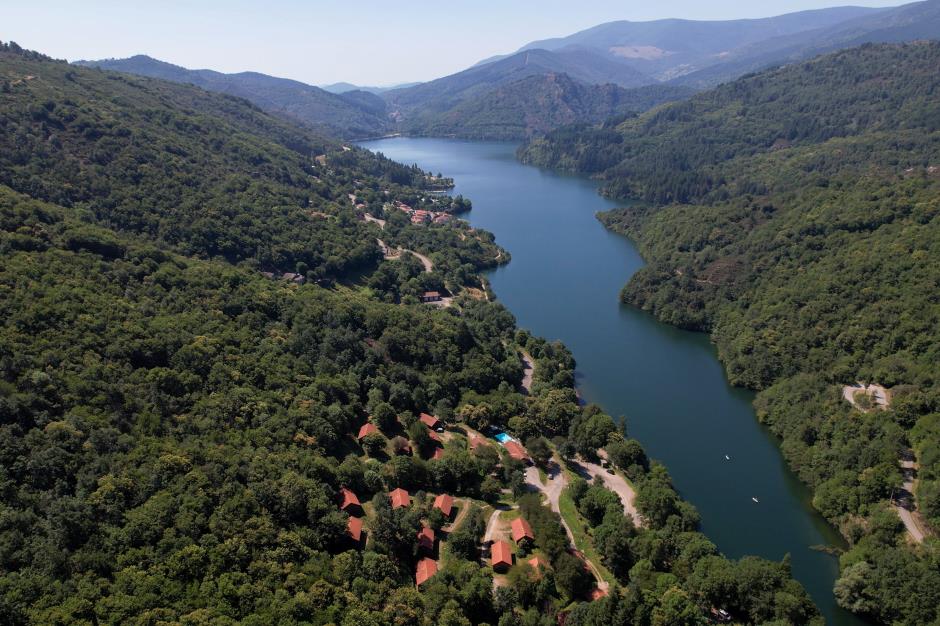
362,137,864,626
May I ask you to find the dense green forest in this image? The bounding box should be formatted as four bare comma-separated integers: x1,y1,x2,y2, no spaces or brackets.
400,74,691,141
521,42,940,625
0,42,821,625
75,55,393,140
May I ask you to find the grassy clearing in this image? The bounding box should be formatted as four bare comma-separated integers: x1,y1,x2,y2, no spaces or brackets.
558,488,616,587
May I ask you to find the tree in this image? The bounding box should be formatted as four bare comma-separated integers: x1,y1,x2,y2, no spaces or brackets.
526,436,552,468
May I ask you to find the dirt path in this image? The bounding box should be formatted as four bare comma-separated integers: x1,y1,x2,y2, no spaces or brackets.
525,462,609,593
896,458,928,544
363,213,386,229
843,382,891,411
376,239,433,273
571,456,643,527
443,498,471,534
483,505,512,545
520,349,535,395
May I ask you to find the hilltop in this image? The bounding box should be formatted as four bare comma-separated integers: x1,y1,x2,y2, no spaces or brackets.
75,54,392,138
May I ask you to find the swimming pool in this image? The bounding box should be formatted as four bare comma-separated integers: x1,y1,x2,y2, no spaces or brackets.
494,433,514,443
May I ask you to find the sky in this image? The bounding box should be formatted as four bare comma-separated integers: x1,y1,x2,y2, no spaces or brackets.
3,0,906,86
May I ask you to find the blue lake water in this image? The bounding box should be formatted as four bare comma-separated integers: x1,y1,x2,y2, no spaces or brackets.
362,137,864,626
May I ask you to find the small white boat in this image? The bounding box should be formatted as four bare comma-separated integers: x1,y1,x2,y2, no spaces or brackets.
752,497,760,503
725,454,731,461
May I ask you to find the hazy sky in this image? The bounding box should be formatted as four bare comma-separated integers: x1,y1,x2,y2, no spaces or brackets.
4,0,906,86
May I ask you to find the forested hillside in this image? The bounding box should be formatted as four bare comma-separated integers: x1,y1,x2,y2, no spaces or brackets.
400,73,691,140
0,42,821,625
76,55,392,139
522,42,940,625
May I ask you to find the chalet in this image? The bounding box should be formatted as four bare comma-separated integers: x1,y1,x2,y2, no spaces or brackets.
419,412,442,430
527,554,550,575
339,487,363,516
420,291,443,303
415,557,438,587
357,422,378,440
511,518,535,546
504,441,531,464
428,430,442,444
433,494,454,520
491,540,513,573
390,487,411,509
347,516,363,545
417,525,435,554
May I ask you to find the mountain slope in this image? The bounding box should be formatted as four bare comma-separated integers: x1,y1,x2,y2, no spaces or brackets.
672,0,940,87
0,42,823,626
75,55,391,138
523,42,940,625
491,2,940,86
384,48,654,118
400,73,692,140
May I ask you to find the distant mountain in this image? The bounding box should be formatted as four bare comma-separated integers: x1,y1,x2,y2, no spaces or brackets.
483,2,940,88
502,5,888,82
672,0,940,87
384,48,655,119
320,81,420,95
400,73,693,140
75,55,391,138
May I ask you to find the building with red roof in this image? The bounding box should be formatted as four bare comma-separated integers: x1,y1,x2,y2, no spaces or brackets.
428,430,442,443
347,516,363,544
417,525,435,553
504,440,531,464
433,494,454,519
528,554,550,573
415,557,438,587
339,487,363,516
511,517,535,545
419,412,442,430
357,422,378,440
491,540,513,573
390,487,411,509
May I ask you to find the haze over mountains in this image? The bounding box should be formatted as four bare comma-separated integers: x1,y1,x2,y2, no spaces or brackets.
77,0,940,140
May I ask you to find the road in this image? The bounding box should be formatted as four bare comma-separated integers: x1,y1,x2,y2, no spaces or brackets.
524,462,609,592
896,459,927,543
520,349,535,394
570,456,643,526
376,239,434,273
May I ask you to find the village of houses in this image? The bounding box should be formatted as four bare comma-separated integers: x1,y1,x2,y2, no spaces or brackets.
335,405,643,600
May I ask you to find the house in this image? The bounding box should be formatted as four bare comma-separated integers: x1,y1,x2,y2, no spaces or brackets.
347,516,363,544
339,488,363,516
390,487,411,509
415,557,438,587
420,291,443,303
504,441,531,464
491,540,513,573
433,494,454,520
419,412,442,430
527,554,550,575
428,430,442,444
357,422,378,440
417,525,435,554
511,518,535,545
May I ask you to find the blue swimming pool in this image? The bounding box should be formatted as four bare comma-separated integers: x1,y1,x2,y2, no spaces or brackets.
494,433,513,443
